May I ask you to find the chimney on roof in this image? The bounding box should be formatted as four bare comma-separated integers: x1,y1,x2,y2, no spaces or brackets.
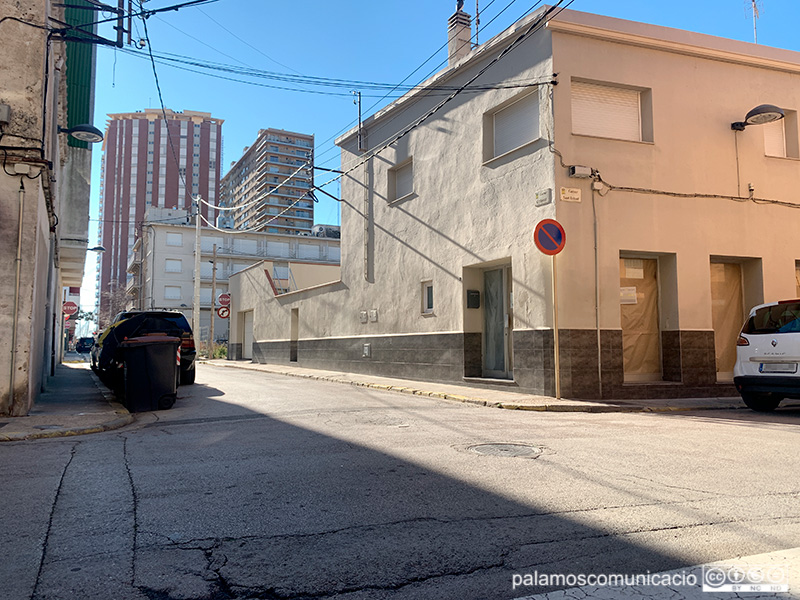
448,1,472,66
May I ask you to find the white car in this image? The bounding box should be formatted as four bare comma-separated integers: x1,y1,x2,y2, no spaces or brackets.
734,299,800,411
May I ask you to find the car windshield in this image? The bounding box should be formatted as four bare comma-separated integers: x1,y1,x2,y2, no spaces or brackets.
742,303,800,334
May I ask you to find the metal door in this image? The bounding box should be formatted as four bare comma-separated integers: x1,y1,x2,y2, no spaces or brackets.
483,267,512,379
242,311,254,360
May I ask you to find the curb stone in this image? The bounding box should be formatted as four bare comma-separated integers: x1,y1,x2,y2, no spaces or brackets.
202,359,747,414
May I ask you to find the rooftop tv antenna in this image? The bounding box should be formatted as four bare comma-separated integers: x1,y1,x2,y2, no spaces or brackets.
475,0,480,46
748,0,762,44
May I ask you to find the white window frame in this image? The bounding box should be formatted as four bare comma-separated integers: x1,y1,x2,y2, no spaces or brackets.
164,285,182,300
421,280,434,315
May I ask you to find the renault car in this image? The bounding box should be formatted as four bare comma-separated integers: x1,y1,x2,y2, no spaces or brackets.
734,299,800,411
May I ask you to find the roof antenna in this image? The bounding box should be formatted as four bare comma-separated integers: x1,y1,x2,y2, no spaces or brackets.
475,0,480,46
749,0,761,44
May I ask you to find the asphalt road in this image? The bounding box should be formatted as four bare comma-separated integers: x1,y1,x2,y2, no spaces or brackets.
2,363,800,600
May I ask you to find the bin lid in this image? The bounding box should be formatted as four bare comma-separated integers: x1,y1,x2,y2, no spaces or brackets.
119,335,180,347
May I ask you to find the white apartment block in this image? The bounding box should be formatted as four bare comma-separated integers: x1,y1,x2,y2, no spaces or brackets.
127,209,340,343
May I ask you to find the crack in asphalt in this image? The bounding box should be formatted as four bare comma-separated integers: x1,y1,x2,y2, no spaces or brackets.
129,488,800,558
128,510,800,599
29,441,80,600
123,435,140,588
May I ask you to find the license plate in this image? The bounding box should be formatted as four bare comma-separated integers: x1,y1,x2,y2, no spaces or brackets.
759,363,798,373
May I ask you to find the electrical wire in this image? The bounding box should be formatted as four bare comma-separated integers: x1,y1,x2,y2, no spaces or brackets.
309,0,524,170
319,1,571,191
113,1,567,237
114,46,558,96
193,1,565,222
65,0,221,31
596,176,800,209
196,6,302,76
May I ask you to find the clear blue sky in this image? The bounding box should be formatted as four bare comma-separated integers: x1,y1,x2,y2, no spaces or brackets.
80,0,800,315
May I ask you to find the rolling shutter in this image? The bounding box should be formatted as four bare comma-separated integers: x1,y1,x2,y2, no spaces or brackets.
266,241,289,257
395,161,413,199
494,92,539,157
572,81,641,141
298,243,319,259
763,119,786,157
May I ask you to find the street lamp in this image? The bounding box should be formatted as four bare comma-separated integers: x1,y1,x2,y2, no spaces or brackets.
58,124,104,143
731,104,785,131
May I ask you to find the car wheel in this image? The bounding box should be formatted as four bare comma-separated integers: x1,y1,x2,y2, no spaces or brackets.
741,392,782,412
180,367,196,385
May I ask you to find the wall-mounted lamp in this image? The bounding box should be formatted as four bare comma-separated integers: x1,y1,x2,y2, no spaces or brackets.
58,124,104,143
731,104,785,131
88,245,105,253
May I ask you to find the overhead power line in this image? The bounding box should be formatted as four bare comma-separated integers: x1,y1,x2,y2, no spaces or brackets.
320,0,572,191
113,46,558,97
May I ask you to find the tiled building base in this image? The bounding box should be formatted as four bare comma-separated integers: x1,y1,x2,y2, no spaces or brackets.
243,329,737,400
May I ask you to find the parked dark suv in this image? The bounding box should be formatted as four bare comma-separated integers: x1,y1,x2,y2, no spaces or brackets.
75,337,94,353
91,310,197,385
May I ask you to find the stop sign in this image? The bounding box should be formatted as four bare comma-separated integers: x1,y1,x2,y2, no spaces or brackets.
63,301,79,316
218,293,231,306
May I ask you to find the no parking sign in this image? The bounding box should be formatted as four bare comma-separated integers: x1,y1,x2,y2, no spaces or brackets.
533,219,566,256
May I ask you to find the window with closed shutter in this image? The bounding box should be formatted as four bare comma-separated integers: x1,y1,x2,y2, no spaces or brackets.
267,241,290,257
298,244,319,259
394,161,413,200
764,119,787,157
234,238,258,255
572,81,642,141
166,232,183,247
493,92,539,157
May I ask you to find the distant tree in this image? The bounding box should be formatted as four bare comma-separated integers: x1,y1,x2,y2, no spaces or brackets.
98,286,131,328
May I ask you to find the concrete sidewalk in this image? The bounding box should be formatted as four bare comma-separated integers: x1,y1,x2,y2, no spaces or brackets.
0,354,132,442
203,359,757,413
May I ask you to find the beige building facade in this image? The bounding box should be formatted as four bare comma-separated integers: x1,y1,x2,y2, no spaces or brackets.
228,7,800,400
0,0,98,415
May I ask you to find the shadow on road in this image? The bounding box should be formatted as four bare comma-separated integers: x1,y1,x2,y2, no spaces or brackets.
10,364,796,600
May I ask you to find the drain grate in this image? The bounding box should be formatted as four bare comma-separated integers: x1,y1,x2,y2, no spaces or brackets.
467,443,542,458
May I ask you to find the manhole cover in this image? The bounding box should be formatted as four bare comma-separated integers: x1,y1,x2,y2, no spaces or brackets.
467,443,542,458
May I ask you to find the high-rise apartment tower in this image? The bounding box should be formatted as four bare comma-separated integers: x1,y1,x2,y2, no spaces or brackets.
220,128,314,235
97,109,223,319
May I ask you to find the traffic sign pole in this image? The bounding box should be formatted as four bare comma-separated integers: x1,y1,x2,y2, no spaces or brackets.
552,255,561,400
534,219,566,400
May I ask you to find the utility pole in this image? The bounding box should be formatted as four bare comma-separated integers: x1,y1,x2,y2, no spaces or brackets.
209,244,217,357
192,197,202,344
